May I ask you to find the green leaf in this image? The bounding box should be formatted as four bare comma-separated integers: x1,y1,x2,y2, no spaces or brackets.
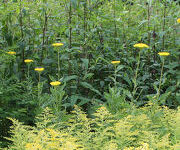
116,65,125,73
83,73,94,80
63,75,78,82
42,58,55,64
81,58,89,70
159,92,171,105
123,73,132,87
80,82,102,96
77,96,91,106
69,95,91,106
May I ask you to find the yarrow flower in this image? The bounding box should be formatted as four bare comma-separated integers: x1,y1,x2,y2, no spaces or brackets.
52,43,64,47
111,61,120,65
34,67,44,72
177,18,180,23
133,43,149,48
50,81,61,86
24,59,33,63
7,51,16,55
158,52,170,56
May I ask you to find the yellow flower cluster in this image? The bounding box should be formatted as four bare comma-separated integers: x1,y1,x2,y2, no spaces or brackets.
95,106,110,117
133,43,149,48
177,18,180,23
34,67,44,72
25,143,43,149
7,51,16,55
124,143,152,150
111,61,120,65
50,81,61,86
158,52,170,56
52,43,64,47
24,59,33,63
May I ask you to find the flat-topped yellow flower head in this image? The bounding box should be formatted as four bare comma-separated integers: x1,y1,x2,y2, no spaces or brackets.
34,67,44,72
52,43,64,47
24,59,33,63
111,61,120,65
133,43,149,49
7,51,16,55
158,52,170,56
50,81,61,86
177,18,180,23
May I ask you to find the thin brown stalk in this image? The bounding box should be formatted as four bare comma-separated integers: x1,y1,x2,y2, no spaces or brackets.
162,4,166,50
69,1,72,49
113,0,117,49
20,0,25,79
41,11,48,63
83,0,87,58
68,1,72,95
147,0,151,46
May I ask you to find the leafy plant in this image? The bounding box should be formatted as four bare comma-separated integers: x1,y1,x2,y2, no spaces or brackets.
5,104,180,150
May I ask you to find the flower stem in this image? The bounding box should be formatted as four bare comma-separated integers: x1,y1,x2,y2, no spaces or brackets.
58,50,60,80
114,65,117,88
157,58,164,99
55,87,59,112
133,51,141,98
38,73,41,105
27,64,30,78
38,73,41,83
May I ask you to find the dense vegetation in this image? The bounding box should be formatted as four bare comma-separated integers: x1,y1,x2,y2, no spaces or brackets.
4,104,180,149
0,0,179,149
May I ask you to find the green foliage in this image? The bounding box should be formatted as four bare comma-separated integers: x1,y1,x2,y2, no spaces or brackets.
39,83,67,118
104,87,131,114
5,104,180,150
0,77,37,146
0,0,179,108
0,0,180,148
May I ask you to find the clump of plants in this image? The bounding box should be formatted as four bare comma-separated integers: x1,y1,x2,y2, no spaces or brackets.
4,103,180,150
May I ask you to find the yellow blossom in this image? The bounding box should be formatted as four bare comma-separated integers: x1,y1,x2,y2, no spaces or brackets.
52,43,64,47
111,61,120,65
24,59,33,63
158,52,170,56
34,67,44,72
50,81,61,86
25,143,33,149
7,51,16,55
133,43,149,48
177,18,180,23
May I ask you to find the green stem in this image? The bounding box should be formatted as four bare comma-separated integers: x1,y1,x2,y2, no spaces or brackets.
39,73,41,83
157,58,164,99
54,87,58,112
27,64,30,78
38,73,41,105
53,86,60,113
114,65,117,88
133,51,141,97
58,50,60,80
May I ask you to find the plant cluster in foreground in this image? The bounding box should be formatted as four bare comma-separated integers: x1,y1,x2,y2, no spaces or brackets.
4,103,180,150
